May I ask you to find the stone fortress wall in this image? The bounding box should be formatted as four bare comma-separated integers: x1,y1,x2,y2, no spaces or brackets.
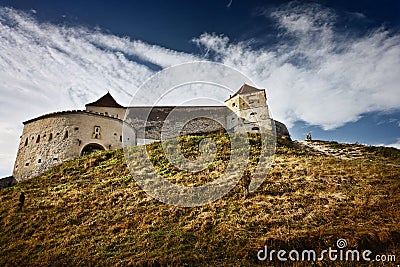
13,111,136,181
12,85,290,182
125,106,230,141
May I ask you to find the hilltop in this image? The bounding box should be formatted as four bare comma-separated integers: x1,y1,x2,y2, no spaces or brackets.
0,135,399,266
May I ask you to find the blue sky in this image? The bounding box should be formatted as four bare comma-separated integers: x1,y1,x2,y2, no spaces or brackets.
0,0,399,177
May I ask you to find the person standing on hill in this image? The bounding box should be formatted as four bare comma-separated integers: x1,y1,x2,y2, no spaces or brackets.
18,192,25,211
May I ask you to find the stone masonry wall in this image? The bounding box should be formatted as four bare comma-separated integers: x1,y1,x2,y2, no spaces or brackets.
13,105,288,182
13,111,135,182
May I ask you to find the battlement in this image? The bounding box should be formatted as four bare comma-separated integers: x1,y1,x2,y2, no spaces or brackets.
23,109,123,125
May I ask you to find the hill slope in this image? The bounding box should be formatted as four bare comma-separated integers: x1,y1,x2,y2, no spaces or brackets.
0,136,399,266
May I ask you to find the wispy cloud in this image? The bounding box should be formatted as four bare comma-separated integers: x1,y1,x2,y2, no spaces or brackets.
0,7,198,176
1,3,400,176
193,3,400,130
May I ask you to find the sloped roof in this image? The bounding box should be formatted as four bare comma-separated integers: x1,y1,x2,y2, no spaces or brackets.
85,92,124,108
231,84,264,98
23,110,123,125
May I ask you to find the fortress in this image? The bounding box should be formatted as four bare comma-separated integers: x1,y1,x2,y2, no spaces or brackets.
12,84,289,182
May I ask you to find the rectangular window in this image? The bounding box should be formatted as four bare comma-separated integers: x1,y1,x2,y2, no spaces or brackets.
93,126,101,139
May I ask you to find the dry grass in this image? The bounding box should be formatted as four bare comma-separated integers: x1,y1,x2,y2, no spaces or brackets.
0,134,399,266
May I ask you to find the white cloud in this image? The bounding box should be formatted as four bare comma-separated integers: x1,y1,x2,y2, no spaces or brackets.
0,7,199,177
193,3,400,130
386,138,400,150
1,3,400,177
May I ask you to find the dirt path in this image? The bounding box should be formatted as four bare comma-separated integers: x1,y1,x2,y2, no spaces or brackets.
295,140,365,160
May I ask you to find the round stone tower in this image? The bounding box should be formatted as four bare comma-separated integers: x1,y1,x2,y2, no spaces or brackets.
13,94,136,182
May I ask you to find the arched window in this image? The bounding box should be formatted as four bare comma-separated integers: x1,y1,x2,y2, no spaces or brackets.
36,135,40,143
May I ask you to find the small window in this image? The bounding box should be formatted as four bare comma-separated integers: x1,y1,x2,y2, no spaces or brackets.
232,103,236,107
93,126,101,139
25,162,29,167
105,112,108,115
252,127,260,131
250,112,257,116
36,135,40,143
53,157,58,161
49,133,53,141
108,145,111,149
74,127,79,131
24,138,28,146
64,130,69,139
37,158,42,163
120,136,122,142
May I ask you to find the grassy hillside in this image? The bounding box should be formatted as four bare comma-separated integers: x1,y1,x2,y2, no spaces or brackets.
0,135,399,266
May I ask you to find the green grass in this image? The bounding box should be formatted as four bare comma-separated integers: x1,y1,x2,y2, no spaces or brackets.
0,134,399,266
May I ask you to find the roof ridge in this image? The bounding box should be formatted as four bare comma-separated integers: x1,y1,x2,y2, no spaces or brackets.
229,84,264,98
85,92,124,108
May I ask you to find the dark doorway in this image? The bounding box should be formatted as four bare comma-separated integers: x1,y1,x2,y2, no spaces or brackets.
81,143,105,156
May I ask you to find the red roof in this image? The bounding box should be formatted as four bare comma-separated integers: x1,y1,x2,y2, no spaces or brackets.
85,92,124,108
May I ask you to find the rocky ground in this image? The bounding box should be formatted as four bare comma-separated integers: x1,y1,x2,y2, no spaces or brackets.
296,140,365,160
